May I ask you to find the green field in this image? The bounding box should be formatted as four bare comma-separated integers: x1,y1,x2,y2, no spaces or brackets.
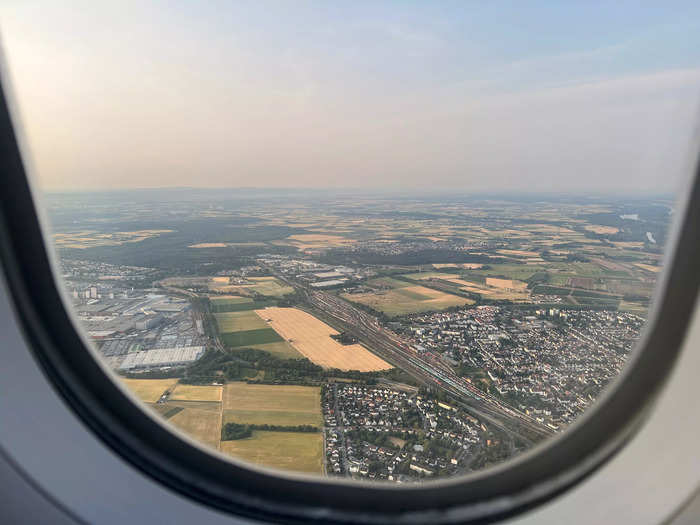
213,305,299,354
464,264,542,281
247,278,295,297
221,328,284,347
210,298,277,313
403,271,460,280
210,296,254,312
210,296,252,305
236,341,301,359
214,311,269,332
367,276,411,289
220,431,324,474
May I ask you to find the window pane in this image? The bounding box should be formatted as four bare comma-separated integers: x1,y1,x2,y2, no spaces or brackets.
2,2,698,482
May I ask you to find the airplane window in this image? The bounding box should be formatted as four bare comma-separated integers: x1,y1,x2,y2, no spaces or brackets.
1,1,698,495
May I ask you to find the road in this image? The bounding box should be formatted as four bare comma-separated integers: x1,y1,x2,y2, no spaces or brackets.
332,383,349,475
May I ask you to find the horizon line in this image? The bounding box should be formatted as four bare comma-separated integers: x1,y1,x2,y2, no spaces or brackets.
39,185,675,198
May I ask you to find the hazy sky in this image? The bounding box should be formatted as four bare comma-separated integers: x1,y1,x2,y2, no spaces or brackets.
2,1,700,193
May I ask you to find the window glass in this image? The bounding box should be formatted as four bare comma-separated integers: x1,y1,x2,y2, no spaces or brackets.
2,2,698,482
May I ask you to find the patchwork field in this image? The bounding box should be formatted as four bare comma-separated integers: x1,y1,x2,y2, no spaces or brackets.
634,263,661,273
220,431,324,474
245,277,295,297
209,276,293,297
210,297,277,313
404,272,460,281
214,308,302,356
497,249,541,257
344,284,473,316
223,383,322,427
121,378,178,403
585,225,619,234
255,307,392,371
148,403,184,419
132,381,325,473
284,234,356,251
53,229,173,249
485,277,528,290
619,300,650,315
169,383,223,402
441,278,530,301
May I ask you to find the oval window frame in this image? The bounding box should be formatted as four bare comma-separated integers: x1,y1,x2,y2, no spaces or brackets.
0,72,698,524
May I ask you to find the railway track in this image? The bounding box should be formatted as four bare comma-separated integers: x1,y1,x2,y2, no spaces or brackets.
267,269,554,443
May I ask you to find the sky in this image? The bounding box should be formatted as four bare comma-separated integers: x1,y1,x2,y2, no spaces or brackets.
1,1,700,194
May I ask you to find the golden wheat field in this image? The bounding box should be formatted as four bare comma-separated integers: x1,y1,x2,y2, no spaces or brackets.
584,225,620,234
255,307,392,371
222,383,322,426
220,431,324,474
169,383,223,402
120,378,179,403
168,407,222,451
485,277,529,290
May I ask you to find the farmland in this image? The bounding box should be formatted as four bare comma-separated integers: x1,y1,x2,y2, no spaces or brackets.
209,276,294,297
585,225,619,234
438,277,530,301
211,298,277,313
243,341,302,359
210,295,254,307
345,282,473,316
168,407,222,450
53,229,173,249
189,242,227,248
214,311,269,332
220,383,324,474
634,263,661,273
54,187,673,482
119,380,324,472
220,431,324,474
214,308,295,353
169,383,223,402
220,328,284,347
255,307,392,371
484,277,528,290
223,383,322,427
120,378,178,403
284,233,356,252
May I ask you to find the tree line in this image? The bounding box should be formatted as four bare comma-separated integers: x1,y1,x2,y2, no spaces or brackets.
221,422,319,441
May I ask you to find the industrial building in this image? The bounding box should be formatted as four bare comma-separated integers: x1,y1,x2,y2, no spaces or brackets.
118,346,205,370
